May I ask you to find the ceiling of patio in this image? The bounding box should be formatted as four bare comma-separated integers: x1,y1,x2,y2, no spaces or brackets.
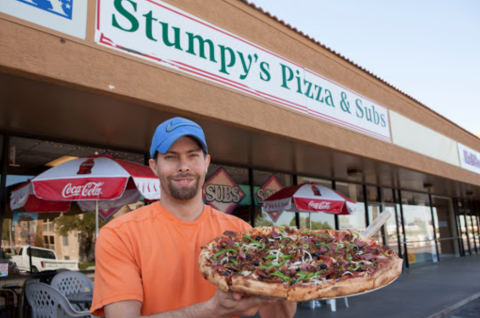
1,72,478,200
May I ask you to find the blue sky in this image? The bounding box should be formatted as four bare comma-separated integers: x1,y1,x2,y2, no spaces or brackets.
250,0,480,135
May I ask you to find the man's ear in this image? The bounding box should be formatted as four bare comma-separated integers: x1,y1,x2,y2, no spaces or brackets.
148,159,159,177
205,154,211,174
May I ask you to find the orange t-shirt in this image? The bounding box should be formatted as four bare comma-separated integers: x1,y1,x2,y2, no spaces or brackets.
91,203,251,317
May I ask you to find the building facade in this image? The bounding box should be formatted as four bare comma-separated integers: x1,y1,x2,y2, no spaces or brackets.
0,0,479,274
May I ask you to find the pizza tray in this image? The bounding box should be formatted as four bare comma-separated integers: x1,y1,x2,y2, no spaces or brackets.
258,276,399,301
312,275,399,300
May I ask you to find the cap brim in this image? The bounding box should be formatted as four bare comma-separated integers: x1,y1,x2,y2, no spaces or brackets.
156,132,208,155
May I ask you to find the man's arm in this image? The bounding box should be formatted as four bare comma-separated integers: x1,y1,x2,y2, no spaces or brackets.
258,300,297,318
104,289,279,318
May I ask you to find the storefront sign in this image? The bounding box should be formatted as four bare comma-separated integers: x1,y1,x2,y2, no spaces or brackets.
95,0,391,142
203,168,245,214
256,175,284,222
0,0,88,39
458,143,480,175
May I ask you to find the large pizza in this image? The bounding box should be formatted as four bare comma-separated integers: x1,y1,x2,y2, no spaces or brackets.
199,226,402,301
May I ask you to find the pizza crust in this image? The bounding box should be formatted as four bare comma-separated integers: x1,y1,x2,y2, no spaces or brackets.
230,275,289,299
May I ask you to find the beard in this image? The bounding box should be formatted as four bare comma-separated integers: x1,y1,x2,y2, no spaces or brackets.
165,173,201,201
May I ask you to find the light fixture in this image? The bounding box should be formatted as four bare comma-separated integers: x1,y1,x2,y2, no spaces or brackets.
423,183,434,191
347,169,363,177
45,156,79,167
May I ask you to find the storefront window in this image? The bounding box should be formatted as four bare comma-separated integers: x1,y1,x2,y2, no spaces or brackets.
254,170,294,228
402,191,437,266
337,183,366,233
4,136,146,274
457,201,470,255
431,197,459,260
366,186,382,244
297,177,334,230
381,188,402,256
204,164,251,224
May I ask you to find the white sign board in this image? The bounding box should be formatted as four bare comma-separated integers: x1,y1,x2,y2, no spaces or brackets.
95,0,391,142
458,143,480,175
0,0,88,39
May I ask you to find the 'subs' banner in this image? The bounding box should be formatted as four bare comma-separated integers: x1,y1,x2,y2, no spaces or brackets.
96,0,391,142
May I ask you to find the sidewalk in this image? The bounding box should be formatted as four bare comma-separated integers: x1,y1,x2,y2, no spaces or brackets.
249,254,480,318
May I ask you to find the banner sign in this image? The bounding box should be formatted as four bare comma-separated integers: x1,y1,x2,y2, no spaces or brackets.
203,168,246,214
458,143,480,175
95,0,391,142
0,0,88,39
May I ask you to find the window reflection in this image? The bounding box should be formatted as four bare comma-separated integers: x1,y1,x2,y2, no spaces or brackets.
337,183,366,233
254,170,294,228
401,191,437,266
4,136,146,275
296,177,334,230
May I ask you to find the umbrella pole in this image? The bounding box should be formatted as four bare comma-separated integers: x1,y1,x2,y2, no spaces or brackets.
309,212,312,230
95,200,99,238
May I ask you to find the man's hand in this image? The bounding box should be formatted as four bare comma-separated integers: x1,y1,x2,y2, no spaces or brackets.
103,289,292,318
205,289,279,317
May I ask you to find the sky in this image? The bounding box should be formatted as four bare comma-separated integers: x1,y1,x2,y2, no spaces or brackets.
249,0,480,135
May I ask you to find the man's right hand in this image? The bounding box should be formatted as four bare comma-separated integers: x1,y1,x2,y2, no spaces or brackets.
103,289,280,318
205,289,279,317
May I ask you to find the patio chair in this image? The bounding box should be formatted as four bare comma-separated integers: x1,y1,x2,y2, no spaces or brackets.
51,272,94,311
51,272,93,297
25,282,91,318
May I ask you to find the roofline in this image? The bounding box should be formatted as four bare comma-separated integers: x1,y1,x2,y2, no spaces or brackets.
240,0,478,140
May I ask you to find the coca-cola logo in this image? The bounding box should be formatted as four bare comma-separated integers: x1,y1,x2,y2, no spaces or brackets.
308,201,331,210
62,182,104,198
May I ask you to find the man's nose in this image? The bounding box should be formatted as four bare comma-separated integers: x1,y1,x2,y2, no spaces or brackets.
178,156,190,172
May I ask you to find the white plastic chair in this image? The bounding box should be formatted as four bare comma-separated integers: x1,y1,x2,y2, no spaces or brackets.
25,282,91,318
51,271,94,296
326,298,349,312
51,271,94,311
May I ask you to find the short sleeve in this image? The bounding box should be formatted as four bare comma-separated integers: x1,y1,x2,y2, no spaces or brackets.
90,227,144,317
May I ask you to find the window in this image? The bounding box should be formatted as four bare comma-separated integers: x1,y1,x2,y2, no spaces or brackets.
402,191,437,266
204,164,251,223
3,135,147,275
297,177,335,230
254,170,294,228
337,183,366,233
27,247,56,259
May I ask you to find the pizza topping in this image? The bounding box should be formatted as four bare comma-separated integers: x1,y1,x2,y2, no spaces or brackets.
204,227,400,289
213,248,237,260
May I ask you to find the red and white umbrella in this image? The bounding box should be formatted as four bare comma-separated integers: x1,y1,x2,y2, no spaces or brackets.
10,154,160,236
263,182,356,215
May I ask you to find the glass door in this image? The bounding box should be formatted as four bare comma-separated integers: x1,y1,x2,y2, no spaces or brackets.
383,204,402,256
432,197,460,260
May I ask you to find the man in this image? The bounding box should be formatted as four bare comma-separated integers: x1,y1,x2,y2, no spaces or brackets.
91,117,297,318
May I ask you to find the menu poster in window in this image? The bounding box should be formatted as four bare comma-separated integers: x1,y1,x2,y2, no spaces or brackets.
202,168,245,214
257,175,284,222
12,212,38,246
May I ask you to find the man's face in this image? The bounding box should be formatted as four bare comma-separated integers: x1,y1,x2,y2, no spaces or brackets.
149,137,210,201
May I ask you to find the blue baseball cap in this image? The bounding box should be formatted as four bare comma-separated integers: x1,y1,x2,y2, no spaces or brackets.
150,117,208,158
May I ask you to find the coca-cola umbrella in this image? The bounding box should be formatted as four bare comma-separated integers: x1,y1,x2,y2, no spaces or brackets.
262,182,356,229
10,154,160,236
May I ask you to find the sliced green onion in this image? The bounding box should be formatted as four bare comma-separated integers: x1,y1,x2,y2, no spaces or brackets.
271,271,292,282
213,249,237,260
